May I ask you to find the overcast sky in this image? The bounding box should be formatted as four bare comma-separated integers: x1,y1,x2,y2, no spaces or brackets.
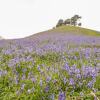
0,0,100,39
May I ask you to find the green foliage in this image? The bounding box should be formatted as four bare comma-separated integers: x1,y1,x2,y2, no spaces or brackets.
56,14,82,27
56,19,64,27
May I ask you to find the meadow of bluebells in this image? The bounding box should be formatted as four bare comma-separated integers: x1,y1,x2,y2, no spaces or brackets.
0,31,100,100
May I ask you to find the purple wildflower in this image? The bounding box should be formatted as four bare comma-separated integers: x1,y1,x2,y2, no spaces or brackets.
64,63,70,71
45,86,49,92
46,76,51,83
58,91,66,100
69,78,75,85
87,80,94,88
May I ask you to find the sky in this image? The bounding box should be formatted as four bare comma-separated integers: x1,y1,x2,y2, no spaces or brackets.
0,0,100,39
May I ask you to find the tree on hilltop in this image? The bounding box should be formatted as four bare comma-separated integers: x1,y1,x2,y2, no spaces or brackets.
71,15,82,26
78,23,82,26
56,19,64,27
64,19,71,25
56,15,82,27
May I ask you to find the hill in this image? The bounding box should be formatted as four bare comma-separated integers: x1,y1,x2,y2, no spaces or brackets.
51,26,100,36
27,26,100,39
0,36,4,40
0,26,100,99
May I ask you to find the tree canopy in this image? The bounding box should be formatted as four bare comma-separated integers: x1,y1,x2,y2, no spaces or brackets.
56,15,82,27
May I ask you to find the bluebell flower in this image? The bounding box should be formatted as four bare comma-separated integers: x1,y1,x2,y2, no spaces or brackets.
58,91,66,100
64,63,70,71
69,78,74,85
76,74,81,79
45,86,49,92
46,76,51,83
87,81,94,88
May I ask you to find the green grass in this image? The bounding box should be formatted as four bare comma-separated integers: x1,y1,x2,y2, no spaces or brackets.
50,25,100,36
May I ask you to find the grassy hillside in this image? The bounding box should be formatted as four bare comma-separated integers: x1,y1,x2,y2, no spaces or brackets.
49,25,100,36
0,26,100,99
26,26,100,40
0,36,4,40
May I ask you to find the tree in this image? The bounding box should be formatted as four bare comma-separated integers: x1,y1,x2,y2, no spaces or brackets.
56,19,64,27
71,15,81,26
55,15,82,28
78,23,82,26
64,19,71,25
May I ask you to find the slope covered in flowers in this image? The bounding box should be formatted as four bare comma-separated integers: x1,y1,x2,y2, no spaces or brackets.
0,26,100,100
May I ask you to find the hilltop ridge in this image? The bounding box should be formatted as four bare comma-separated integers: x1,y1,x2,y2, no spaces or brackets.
50,26,100,36
0,36,4,40
27,26,100,39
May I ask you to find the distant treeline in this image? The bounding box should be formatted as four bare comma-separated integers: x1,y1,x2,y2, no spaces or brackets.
56,15,82,27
